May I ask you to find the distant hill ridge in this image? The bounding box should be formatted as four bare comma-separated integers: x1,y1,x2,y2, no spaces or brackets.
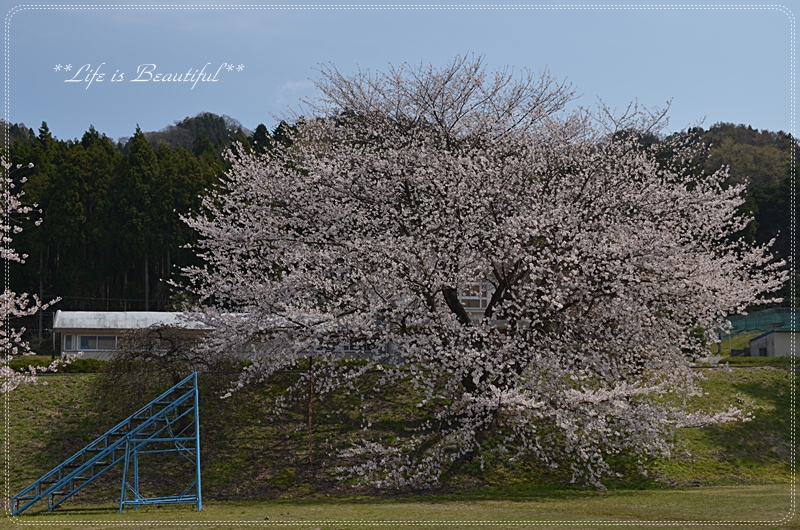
1,112,290,156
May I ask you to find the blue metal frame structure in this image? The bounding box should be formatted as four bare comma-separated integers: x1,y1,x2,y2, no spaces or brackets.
12,372,202,515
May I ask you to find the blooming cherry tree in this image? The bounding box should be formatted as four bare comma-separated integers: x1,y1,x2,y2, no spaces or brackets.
0,157,64,393
182,56,786,487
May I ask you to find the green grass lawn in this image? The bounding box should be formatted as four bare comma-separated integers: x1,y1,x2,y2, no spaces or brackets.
1,367,796,528
7,484,797,529
723,355,794,366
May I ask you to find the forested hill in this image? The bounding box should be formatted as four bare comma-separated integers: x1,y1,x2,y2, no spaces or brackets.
3,113,296,321
2,114,796,345
697,124,795,263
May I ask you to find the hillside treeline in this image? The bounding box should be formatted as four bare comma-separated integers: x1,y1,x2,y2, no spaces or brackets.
2,114,796,335
696,124,796,307
3,113,292,321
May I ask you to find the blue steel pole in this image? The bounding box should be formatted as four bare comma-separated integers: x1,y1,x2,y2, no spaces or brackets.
133,450,139,510
119,441,130,513
194,372,202,511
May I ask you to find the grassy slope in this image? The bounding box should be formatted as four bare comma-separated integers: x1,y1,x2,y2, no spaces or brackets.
1,367,795,510
710,331,764,355
652,367,795,486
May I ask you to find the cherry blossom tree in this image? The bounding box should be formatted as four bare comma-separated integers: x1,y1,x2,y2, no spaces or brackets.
0,157,64,393
181,56,786,487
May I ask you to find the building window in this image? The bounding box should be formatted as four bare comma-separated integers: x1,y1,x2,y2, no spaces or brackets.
98,336,116,350
460,282,492,311
64,335,73,351
79,335,118,350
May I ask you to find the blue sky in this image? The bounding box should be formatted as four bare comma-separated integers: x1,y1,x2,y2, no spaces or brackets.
1,2,795,142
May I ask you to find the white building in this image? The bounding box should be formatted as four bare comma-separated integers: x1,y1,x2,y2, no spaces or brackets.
52,289,503,362
749,330,797,357
52,311,210,360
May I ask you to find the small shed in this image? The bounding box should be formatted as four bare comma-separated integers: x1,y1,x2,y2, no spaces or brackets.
52,311,210,360
749,330,797,357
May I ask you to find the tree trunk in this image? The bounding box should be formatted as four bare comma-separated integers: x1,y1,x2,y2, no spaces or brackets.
308,355,314,465
38,252,43,341
55,245,60,299
166,249,171,300
144,253,149,311
442,287,472,326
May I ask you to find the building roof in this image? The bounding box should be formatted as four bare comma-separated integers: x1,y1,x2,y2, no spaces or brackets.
749,329,798,344
52,311,211,332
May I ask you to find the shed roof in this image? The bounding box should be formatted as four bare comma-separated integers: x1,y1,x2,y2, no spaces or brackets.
749,329,798,344
53,311,211,331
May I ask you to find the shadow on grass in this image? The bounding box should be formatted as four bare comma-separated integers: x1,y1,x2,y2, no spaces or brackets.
31,370,390,505
19,504,125,517
20,373,667,507
16,367,793,510
35,371,284,505
710,373,793,467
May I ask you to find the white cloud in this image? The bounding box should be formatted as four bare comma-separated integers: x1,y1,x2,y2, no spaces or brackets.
279,79,314,93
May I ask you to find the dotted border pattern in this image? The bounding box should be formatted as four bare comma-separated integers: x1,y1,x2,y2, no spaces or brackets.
2,3,796,527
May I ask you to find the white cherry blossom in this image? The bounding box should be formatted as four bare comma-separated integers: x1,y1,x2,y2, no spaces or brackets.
181,56,786,487
0,157,66,393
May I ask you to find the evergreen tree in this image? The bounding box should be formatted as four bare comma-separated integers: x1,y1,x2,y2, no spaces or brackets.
272,121,295,147
117,126,160,310
250,123,273,154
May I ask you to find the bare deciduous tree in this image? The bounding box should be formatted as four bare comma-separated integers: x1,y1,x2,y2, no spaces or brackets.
109,324,217,386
